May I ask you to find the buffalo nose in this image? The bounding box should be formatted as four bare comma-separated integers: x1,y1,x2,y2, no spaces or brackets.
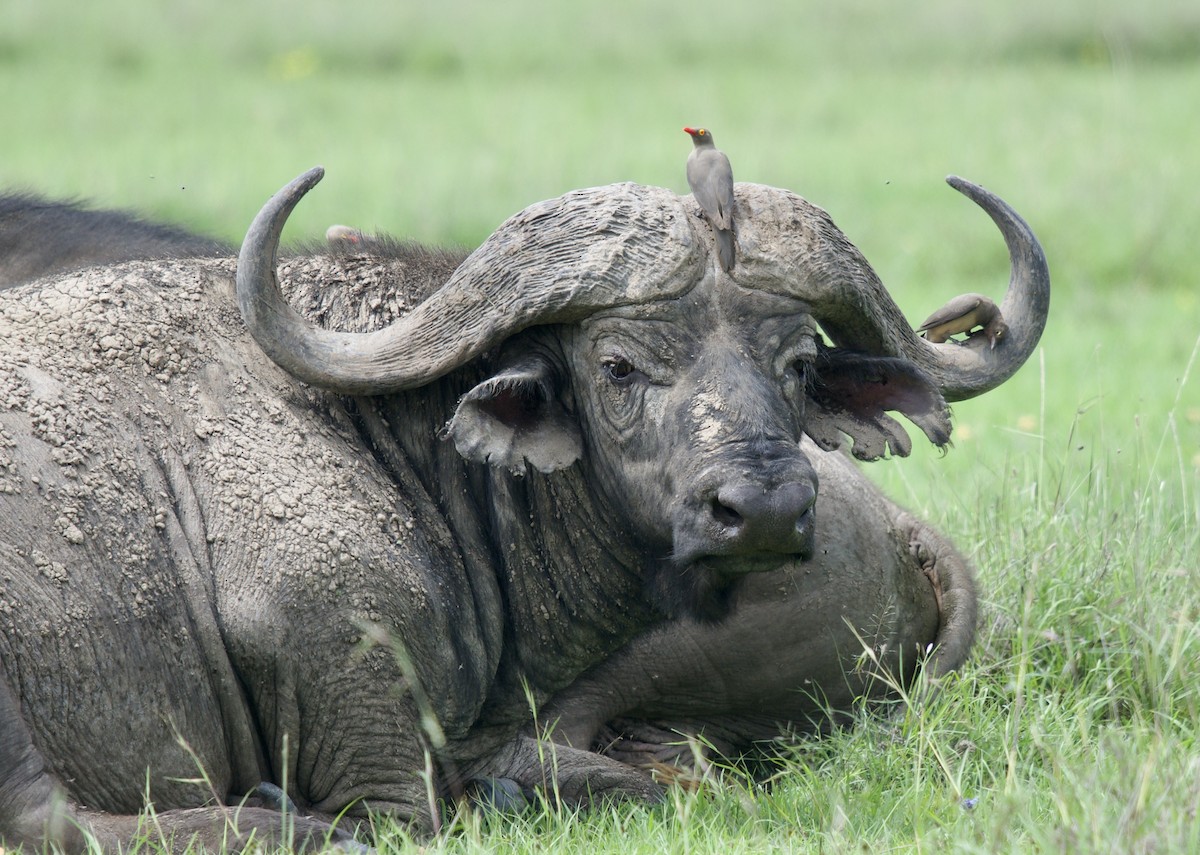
711,481,816,552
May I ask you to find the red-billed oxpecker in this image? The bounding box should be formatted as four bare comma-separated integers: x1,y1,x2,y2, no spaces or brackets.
683,126,736,272
917,293,1007,349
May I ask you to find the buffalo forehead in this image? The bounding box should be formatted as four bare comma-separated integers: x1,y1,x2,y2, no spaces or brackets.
580,284,818,367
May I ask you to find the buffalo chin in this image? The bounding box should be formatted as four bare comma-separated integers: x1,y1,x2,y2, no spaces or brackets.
647,553,807,624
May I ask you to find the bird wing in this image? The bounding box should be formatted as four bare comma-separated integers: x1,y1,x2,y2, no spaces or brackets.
686,149,735,230
917,293,986,332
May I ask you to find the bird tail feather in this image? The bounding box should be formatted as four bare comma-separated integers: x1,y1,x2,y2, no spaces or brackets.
716,228,736,272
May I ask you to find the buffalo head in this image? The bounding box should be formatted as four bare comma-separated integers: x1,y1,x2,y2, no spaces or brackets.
237,169,1047,620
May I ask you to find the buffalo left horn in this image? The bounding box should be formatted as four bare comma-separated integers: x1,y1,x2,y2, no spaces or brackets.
236,167,705,395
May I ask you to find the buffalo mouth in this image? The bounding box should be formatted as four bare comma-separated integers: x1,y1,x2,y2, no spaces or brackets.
692,546,814,577
670,495,817,571
649,516,816,624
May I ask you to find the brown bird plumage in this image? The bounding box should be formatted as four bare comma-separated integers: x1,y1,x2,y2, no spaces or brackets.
325,224,365,244
917,293,1007,348
683,127,736,271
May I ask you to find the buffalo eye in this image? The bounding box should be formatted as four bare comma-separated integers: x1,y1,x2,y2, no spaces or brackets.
783,360,809,415
603,357,640,386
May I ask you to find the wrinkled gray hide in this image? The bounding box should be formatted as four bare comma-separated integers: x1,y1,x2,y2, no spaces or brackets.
0,172,1047,852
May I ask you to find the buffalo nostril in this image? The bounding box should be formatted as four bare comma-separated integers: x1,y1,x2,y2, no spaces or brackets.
783,482,817,518
710,497,743,529
710,481,816,551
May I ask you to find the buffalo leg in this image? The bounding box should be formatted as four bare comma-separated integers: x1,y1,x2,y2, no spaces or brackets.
463,734,664,812
0,677,85,850
1,677,360,853
78,803,364,854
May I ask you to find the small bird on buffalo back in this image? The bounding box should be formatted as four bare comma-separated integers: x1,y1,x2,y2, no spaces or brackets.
683,127,736,272
917,293,1007,349
326,224,365,245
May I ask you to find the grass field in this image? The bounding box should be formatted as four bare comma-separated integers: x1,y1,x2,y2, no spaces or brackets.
3,0,1198,852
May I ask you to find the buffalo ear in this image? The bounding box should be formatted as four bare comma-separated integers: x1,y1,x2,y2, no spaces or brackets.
804,347,952,461
446,356,582,475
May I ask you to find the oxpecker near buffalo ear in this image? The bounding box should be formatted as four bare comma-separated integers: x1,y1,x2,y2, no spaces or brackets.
683,126,736,272
918,293,1007,349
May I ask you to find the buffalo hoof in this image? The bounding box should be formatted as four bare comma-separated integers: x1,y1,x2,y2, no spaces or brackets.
464,776,535,814
250,781,298,814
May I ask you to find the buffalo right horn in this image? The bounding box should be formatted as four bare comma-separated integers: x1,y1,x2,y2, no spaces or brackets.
913,176,1051,402
792,177,1050,403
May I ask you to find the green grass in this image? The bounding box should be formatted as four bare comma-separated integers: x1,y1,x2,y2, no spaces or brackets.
3,0,1198,851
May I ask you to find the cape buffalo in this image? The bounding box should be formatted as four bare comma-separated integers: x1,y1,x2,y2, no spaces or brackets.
0,168,1048,851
